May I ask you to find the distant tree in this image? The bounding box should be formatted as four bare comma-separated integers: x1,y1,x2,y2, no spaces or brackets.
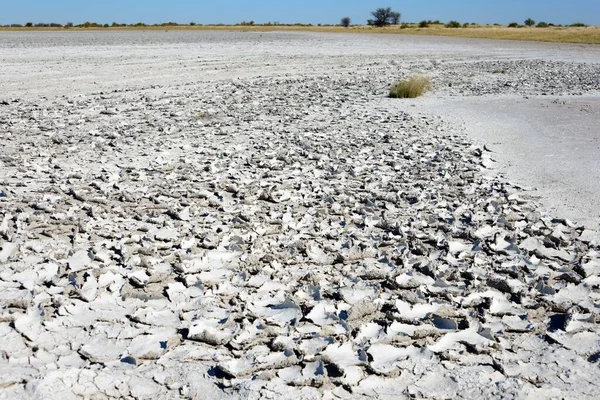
390,12,401,25
524,18,535,26
341,17,351,27
25,22,33,27
508,22,520,28
190,22,196,26
419,20,429,28
536,21,548,28
370,7,393,27
446,20,461,28
570,22,587,27
65,22,73,28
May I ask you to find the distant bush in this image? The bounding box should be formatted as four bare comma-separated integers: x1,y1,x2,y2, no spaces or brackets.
65,22,73,28
570,22,587,27
524,18,535,27
419,20,429,28
341,17,351,28
28,22,64,28
133,22,146,27
508,22,520,28
78,21,102,28
103,24,109,28
446,20,461,28
390,76,431,99
10,24,23,27
462,22,469,28
536,21,549,28
190,22,196,26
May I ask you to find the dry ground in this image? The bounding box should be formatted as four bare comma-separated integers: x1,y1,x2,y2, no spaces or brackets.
1,24,599,44
0,31,599,399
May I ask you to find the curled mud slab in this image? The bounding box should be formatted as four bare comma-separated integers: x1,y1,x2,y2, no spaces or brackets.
0,31,599,399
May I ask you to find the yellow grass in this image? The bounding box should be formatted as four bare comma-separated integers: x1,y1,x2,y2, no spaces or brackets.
0,24,598,45
385,25,600,44
389,76,432,99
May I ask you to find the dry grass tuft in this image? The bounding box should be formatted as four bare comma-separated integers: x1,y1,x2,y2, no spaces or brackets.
389,76,432,99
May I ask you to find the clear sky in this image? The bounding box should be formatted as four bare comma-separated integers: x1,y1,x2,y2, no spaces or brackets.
1,0,598,26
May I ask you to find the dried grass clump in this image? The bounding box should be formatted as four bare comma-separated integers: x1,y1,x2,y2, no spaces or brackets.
389,75,431,98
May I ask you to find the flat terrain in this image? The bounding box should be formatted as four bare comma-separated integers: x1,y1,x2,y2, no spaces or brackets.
415,95,600,230
0,31,599,399
1,25,600,44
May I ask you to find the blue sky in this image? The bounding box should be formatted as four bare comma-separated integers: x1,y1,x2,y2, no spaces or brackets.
2,0,598,26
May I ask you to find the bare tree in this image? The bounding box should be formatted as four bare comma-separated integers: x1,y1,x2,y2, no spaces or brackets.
341,17,351,28
390,12,401,25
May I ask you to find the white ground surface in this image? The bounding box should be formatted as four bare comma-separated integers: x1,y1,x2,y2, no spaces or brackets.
413,94,600,230
0,31,599,399
1,31,599,228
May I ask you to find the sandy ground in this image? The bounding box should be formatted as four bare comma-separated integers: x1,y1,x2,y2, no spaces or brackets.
413,94,600,230
1,31,600,399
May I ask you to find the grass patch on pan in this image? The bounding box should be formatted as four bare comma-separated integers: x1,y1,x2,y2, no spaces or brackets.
389,76,431,99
